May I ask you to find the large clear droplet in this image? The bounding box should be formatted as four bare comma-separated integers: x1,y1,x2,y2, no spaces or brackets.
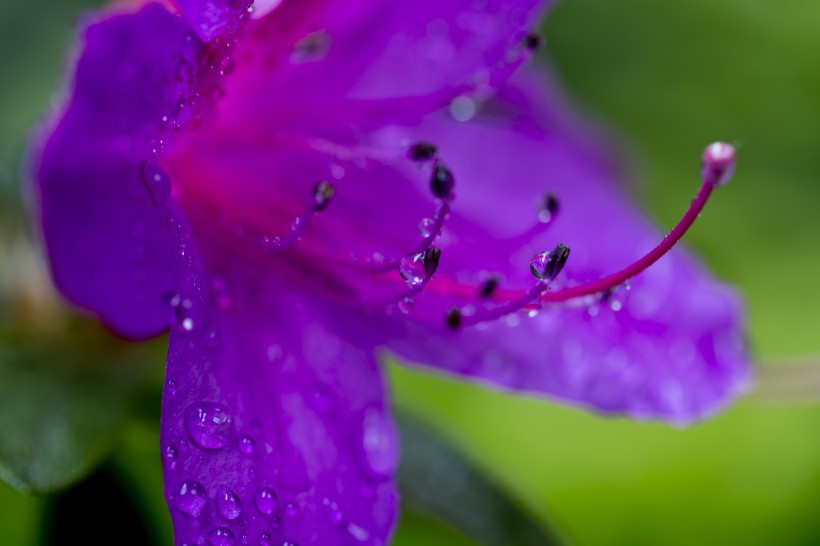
174,481,207,518
360,408,399,480
398,248,440,287
254,487,278,516
218,489,242,520
184,403,233,449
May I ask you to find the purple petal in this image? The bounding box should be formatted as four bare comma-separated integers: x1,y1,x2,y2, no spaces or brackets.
33,5,199,339
161,240,398,545
370,67,752,423
221,0,551,127
170,0,251,41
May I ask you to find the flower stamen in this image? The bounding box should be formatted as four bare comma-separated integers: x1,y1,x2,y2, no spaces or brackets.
539,141,736,304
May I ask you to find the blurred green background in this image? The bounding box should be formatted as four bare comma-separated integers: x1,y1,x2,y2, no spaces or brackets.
2,0,820,544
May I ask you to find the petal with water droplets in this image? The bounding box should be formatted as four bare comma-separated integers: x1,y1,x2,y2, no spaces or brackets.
161,245,398,544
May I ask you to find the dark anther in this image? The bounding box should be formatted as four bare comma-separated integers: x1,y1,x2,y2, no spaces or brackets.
431,163,455,199
423,248,442,276
539,193,560,222
313,180,336,211
544,243,570,281
445,307,463,330
523,32,544,51
531,243,571,281
409,142,438,162
478,276,500,298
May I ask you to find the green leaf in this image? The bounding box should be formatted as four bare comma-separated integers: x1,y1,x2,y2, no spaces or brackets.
0,343,133,494
396,411,566,546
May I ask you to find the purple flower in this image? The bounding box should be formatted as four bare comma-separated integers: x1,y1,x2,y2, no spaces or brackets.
32,1,751,544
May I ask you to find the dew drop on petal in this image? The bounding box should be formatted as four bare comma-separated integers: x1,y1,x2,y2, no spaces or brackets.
397,298,414,315
218,489,242,520
322,498,344,526
239,435,256,455
398,253,427,286
175,481,207,518
284,503,299,518
418,217,435,237
254,487,277,516
207,527,235,546
360,408,400,480
348,523,371,542
140,162,171,201
258,533,272,546
185,403,233,449
449,95,477,122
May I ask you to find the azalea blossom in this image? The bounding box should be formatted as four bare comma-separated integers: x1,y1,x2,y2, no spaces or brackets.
33,0,750,545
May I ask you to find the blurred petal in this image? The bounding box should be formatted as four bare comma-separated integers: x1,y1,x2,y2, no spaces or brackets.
161,241,398,545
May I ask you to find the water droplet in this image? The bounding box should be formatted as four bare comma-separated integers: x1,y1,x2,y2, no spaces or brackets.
266,344,282,362
140,163,171,201
399,248,441,286
330,164,346,179
239,435,256,455
185,403,233,449
207,527,235,546
175,481,207,518
312,181,335,211
165,446,179,461
180,317,194,331
348,523,371,542
431,163,455,199
529,243,570,281
281,541,299,546
218,489,241,520
396,298,414,315
449,95,477,122
167,379,178,397
254,487,277,516
360,408,399,479
290,217,302,231
284,503,299,518
418,217,435,237
261,235,283,251
527,309,539,318
322,498,344,526
206,329,220,348
258,533,272,546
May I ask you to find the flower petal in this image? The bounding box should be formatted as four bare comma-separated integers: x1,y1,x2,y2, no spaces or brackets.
34,4,231,339
170,0,250,41
161,243,398,545
33,5,202,338
374,67,752,424
223,0,552,126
